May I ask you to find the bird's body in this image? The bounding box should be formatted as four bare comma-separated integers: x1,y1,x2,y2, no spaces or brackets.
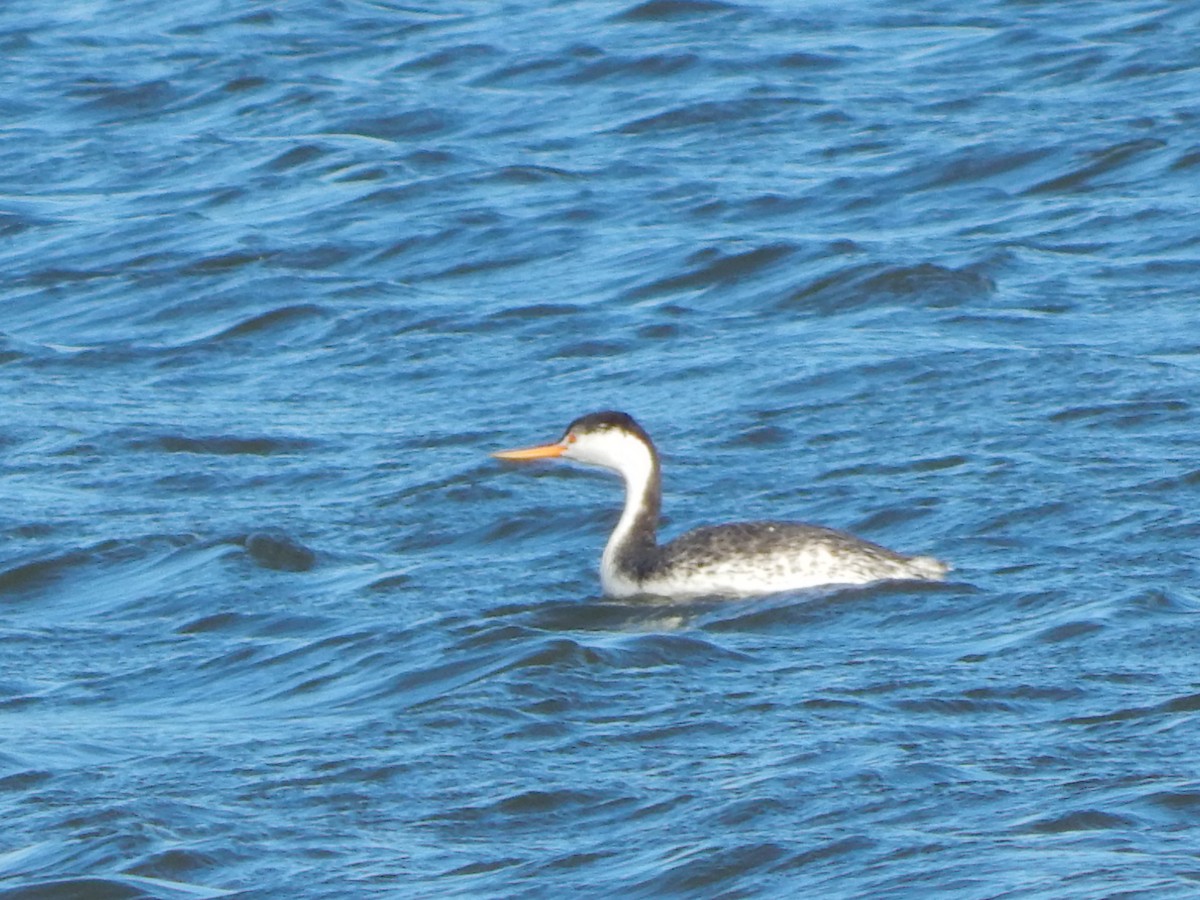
603,520,948,600
493,411,948,600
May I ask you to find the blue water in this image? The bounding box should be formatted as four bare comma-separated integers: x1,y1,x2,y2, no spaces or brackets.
4,1,1200,896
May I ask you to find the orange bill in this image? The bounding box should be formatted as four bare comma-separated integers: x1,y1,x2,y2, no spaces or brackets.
491,442,567,461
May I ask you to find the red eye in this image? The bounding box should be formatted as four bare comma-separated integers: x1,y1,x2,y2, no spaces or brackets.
567,433,577,444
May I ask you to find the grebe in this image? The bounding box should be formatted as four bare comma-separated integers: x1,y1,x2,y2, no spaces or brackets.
492,411,949,599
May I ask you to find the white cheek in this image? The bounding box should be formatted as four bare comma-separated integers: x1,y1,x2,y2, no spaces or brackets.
600,433,638,469
567,431,643,472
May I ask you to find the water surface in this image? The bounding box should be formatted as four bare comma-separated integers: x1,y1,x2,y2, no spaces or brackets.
3,1,1200,896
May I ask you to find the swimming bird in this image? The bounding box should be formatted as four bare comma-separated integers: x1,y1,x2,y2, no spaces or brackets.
492,411,949,599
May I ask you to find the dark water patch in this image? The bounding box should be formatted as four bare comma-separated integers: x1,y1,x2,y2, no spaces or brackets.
0,687,53,713
223,75,267,93
601,632,753,668
0,879,147,900
430,250,548,281
516,599,707,634
563,51,701,84
195,303,330,343
0,874,234,900
1036,619,1105,643
390,466,525,512
406,147,463,170
223,631,402,708
0,212,44,240
778,835,878,872
0,336,35,364
549,338,631,358
241,532,317,573
852,504,944,534
905,143,1053,192
363,625,747,715
613,0,742,23
404,426,497,451
496,788,616,817
358,641,580,710
616,97,803,135
452,621,540,652
476,54,574,88
856,263,996,308
1159,693,1200,716
1024,138,1168,195
623,242,797,300
632,841,787,895
180,251,271,276
1027,44,1115,87
329,163,388,183
69,77,181,116
894,694,1019,716
1020,809,1139,834
636,322,683,339
365,571,412,592
539,849,621,871
0,536,197,601
1120,589,1200,615
1106,55,1197,83
713,795,791,828
769,51,841,71
1066,690,1200,728
441,857,523,878
0,770,52,792
175,611,248,635
134,434,315,456
962,685,1085,704
779,261,994,313
22,266,124,288
429,787,633,839
1170,146,1200,171
371,228,461,265
609,716,740,745
124,848,225,884
404,508,515,551
272,244,356,271
549,203,603,225
333,109,458,142
442,479,514,512
1146,789,1200,822
485,164,580,185
396,43,501,75
801,696,866,712
721,424,791,448
1047,399,1190,429
977,501,1072,535
489,302,581,321
820,455,970,481
699,582,945,633
724,192,812,221
496,637,607,672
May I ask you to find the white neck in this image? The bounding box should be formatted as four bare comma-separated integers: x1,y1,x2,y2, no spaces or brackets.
597,441,657,596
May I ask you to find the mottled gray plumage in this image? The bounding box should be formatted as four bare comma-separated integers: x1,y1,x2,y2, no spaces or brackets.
660,521,926,578
652,521,946,589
